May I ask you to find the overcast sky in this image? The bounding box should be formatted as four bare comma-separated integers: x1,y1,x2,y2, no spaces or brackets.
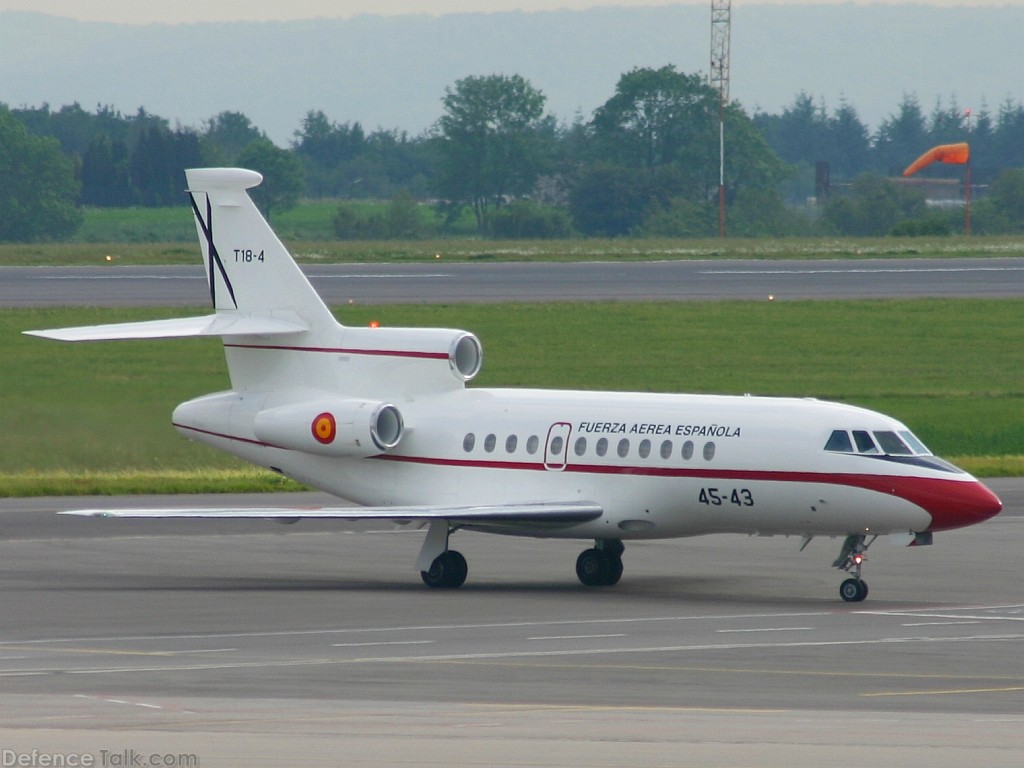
1,0,1011,24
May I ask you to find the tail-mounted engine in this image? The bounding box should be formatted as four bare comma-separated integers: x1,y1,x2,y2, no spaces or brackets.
253,398,404,457
337,326,483,392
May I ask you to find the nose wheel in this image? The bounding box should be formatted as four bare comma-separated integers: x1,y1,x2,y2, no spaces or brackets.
839,576,869,602
833,533,875,602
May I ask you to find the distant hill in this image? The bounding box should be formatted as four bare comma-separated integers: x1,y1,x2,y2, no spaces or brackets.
1,5,1020,144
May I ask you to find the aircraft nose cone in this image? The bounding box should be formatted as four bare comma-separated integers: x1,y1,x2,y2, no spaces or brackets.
925,480,1002,532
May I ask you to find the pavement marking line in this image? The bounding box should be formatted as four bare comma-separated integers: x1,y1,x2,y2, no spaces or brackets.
701,266,1024,276
868,612,1024,623
0,644,200,657
5,632,1024,678
901,621,983,627
716,627,815,633
528,634,628,641
862,686,1024,698
308,274,449,280
330,640,436,648
0,610,832,646
40,275,206,280
436,659,1024,684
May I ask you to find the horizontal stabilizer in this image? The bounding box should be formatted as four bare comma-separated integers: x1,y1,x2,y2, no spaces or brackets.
60,501,603,526
25,313,308,342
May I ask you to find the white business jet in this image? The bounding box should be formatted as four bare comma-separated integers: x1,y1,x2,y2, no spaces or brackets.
27,168,1002,601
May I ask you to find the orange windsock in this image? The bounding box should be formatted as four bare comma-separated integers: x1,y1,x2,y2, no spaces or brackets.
902,142,970,176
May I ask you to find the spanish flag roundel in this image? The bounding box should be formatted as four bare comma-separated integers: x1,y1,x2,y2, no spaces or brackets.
311,412,337,444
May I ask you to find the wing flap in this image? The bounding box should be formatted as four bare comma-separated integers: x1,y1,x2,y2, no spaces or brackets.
25,313,308,342
59,501,603,526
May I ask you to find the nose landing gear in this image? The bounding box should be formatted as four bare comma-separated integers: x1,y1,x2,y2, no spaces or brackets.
833,533,876,602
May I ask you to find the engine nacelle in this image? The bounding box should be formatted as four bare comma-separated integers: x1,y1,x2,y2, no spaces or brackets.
339,326,483,384
253,399,404,457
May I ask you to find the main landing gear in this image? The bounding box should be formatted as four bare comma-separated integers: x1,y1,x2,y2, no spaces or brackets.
421,549,468,589
418,520,468,589
833,533,877,602
576,539,625,587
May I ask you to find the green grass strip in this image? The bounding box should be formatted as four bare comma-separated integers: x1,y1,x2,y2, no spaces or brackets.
3,298,1022,496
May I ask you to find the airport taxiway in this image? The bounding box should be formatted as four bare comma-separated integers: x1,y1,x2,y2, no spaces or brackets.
3,255,1022,764
1,485,1021,766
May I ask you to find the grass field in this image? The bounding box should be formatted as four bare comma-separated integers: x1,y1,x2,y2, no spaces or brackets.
1,199,1023,265
3,235,1023,267
2,298,1021,496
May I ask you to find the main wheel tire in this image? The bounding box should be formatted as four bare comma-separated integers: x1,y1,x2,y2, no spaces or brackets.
839,577,867,602
605,555,624,586
573,548,610,585
421,551,468,589
447,550,468,588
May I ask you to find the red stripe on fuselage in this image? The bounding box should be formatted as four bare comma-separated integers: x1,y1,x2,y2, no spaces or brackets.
222,343,448,360
171,425,1002,533
373,454,1001,532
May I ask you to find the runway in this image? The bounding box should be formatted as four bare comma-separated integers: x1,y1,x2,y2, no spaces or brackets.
3,256,1024,307
1,483,1021,766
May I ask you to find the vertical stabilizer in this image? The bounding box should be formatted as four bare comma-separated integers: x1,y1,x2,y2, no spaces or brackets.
186,168,337,332
186,168,344,392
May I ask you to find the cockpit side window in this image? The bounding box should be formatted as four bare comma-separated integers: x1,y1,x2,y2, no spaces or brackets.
824,430,854,453
899,430,931,456
826,426,936,459
873,430,913,456
852,430,879,454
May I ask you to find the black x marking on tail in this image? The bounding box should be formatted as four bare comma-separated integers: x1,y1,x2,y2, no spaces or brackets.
190,193,238,309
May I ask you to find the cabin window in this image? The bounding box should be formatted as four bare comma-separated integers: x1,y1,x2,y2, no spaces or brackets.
660,439,673,459
617,438,630,458
505,435,518,453
638,439,651,459
852,430,878,454
873,431,913,456
703,441,716,461
484,433,497,453
824,429,854,453
681,440,694,460
596,437,608,457
526,435,540,454
463,433,475,452
550,436,564,455
574,437,587,456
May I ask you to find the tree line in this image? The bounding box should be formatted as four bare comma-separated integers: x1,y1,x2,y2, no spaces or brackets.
3,67,1024,242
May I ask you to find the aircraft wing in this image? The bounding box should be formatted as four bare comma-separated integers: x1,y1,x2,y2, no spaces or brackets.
59,501,603,527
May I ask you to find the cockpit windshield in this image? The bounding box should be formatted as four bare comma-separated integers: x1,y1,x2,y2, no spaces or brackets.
824,428,931,457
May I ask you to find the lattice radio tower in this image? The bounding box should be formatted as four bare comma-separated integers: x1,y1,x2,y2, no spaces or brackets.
710,0,731,237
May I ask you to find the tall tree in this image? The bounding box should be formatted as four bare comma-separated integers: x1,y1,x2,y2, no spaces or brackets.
202,111,265,164
80,134,135,206
129,126,203,206
236,138,305,219
0,107,81,241
574,65,786,234
874,94,929,176
826,100,871,179
592,66,718,178
754,92,829,167
434,74,550,233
